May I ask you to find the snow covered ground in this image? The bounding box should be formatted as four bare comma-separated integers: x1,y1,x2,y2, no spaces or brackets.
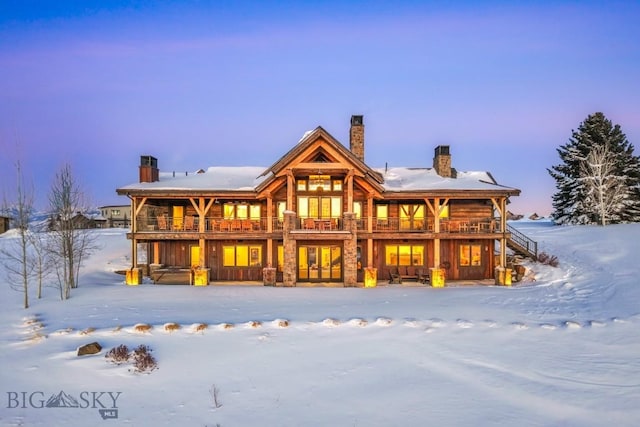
1,221,639,426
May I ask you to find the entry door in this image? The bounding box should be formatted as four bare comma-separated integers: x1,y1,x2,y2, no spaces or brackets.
173,206,184,230
298,246,342,282
458,243,485,280
190,246,200,268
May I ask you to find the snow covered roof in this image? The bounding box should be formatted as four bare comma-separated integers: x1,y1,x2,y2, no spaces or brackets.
378,167,515,192
118,167,272,192
118,165,516,193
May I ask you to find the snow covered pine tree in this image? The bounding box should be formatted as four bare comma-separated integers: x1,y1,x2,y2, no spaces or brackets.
548,112,640,225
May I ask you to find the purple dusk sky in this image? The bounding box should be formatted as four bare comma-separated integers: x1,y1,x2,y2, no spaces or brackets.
1,1,639,216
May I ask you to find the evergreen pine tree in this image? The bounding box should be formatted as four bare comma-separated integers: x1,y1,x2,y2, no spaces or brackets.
548,112,640,225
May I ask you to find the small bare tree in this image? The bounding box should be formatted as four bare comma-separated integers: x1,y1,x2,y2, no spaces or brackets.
0,160,35,309
47,163,97,300
28,223,51,299
578,144,627,226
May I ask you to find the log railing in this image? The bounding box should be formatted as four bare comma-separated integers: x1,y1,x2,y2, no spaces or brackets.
135,216,503,234
357,217,503,233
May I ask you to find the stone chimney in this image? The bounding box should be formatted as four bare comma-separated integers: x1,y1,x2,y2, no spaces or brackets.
139,155,159,183
349,115,364,162
433,145,452,178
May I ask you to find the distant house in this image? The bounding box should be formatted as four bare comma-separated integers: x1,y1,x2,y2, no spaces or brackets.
99,204,132,228
117,116,535,286
0,215,10,234
48,212,107,230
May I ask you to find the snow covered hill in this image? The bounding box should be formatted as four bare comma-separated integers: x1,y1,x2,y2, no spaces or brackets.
0,222,639,426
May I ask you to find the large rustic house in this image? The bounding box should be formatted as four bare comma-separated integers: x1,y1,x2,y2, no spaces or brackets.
117,116,534,287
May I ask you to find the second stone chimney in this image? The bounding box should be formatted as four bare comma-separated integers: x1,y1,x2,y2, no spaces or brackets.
139,155,159,183
433,145,452,178
349,115,364,162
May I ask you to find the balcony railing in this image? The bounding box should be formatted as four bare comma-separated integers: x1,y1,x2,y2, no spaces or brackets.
357,217,503,233
135,216,502,234
296,217,343,231
135,216,284,233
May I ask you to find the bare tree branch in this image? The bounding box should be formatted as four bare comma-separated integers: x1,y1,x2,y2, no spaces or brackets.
47,163,97,300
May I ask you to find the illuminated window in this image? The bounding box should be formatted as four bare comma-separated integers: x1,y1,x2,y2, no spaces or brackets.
236,204,248,219
353,201,362,219
376,205,388,220
250,205,261,220
223,204,235,219
223,203,260,220
308,175,331,191
298,196,342,219
222,245,262,267
439,205,449,218
333,180,342,191
385,245,424,266
460,244,482,267
400,204,425,230
277,245,284,272
297,180,307,191
277,201,286,220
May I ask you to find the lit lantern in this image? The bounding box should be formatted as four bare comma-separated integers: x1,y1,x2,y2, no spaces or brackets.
126,268,141,286
193,268,210,286
364,268,377,288
430,268,445,288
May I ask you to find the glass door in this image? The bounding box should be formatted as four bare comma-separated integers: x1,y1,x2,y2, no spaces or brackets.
298,245,342,282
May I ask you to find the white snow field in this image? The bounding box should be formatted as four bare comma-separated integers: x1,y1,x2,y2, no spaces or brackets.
0,221,639,426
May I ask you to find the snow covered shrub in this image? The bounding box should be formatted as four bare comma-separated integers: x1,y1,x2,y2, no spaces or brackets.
537,252,559,267
80,327,96,335
164,322,181,333
193,323,208,332
275,319,289,328
105,344,130,365
131,344,157,373
133,323,153,333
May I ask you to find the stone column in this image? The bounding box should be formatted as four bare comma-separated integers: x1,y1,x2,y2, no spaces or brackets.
282,211,297,287
343,212,358,287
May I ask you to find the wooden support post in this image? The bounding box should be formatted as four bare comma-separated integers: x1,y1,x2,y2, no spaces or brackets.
266,195,273,269
500,197,507,268
153,242,160,265
131,197,138,269
286,170,294,211
367,194,374,268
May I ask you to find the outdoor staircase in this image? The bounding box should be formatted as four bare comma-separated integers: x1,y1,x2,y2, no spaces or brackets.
506,224,538,260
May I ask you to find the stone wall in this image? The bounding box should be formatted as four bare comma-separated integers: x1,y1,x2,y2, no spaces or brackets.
343,212,358,287
282,211,297,287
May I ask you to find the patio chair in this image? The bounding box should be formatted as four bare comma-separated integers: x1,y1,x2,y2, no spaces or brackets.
388,267,402,284
183,215,195,231
157,215,169,230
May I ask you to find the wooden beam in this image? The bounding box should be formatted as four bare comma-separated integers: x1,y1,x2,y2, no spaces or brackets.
347,172,354,212
491,197,502,215
266,195,273,267
134,197,147,217
433,198,441,268
424,198,436,216
286,170,294,211
367,194,373,233
131,197,138,269
153,242,160,265
291,162,351,171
